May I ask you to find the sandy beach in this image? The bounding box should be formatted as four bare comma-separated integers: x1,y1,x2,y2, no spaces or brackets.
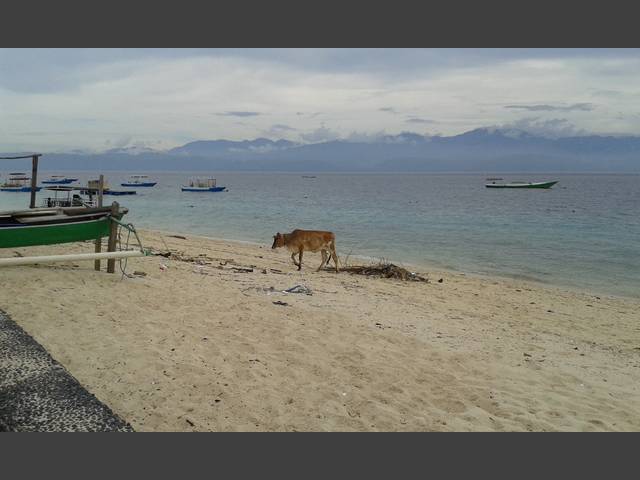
1,229,639,431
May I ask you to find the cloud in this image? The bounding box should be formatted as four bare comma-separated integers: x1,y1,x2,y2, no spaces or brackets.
217,111,261,117
501,117,587,138
263,123,298,137
300,126,341,143
405,117,436,124
504,103,594,112
270,124,297,131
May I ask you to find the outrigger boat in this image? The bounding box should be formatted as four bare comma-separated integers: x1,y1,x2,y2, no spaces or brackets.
121,175,157,187
41,186,88,208
181,177,226,192
485,178,558,189
0,205,127,248
42,175,78,185
82,178,137,196
0,173,42,192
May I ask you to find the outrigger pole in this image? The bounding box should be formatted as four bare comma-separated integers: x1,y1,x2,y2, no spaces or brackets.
0,153,42,208
0,249,145,267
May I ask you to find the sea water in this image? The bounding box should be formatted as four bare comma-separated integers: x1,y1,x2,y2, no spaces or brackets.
2,172,639,298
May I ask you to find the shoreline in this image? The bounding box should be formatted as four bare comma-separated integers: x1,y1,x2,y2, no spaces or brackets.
144,227,636,302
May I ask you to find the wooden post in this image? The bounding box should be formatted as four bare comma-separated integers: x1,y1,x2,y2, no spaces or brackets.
106,201,119,274
94,175,105,271
29,154,39,209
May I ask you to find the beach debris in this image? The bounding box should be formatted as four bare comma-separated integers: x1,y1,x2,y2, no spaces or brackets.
438,278,443,283
273,300,290,307
232,267,254,273
13,251,23,257
132,270,147,277
159,263,168,271
169,235,187,240
283,284,313,295
242,286,278,296
185,418,195,427
523,352,532,357
262,269,268,274
341,263,428,282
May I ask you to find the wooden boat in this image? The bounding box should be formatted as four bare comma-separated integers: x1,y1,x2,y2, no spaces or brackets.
0,173,42,192
0,205,128,248
121,175,157,187
103,190,137,196
42,175,77,185
485,179,558,189
181,177,226,192
82,178,136,196
41,186,87,208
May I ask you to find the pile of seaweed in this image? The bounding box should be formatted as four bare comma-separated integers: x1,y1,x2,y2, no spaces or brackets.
340,262,428,282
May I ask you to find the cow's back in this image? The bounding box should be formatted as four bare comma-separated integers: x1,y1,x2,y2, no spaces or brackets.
287,229,335,252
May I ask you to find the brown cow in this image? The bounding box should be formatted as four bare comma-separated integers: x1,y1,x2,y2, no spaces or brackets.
272,229,339,272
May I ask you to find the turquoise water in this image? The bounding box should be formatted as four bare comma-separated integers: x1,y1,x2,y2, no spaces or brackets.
2,172,639,298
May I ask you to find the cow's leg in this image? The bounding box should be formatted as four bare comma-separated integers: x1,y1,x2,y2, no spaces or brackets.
298,249,303,270
317,250,328,271
330,244,339,273
291,252,300,267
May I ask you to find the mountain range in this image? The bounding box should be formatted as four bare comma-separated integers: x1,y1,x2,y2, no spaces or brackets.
3,128,640,172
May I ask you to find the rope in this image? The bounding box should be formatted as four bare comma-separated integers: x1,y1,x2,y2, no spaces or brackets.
108,216,150,280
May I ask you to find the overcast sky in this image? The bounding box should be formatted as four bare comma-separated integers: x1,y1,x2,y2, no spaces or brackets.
1,48,639,152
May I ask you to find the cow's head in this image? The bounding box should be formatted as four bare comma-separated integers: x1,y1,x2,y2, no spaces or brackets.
272,232,284,249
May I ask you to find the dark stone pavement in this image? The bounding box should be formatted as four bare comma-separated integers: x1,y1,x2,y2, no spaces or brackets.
0,309,133,432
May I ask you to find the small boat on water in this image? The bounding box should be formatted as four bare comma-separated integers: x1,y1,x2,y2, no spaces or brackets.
42,175,78,185
0,173,42,192
103,190,137,196
0,205,128,248
41,186,88,208
181,177,226,192
121,175,157,187
82,178,137,196
485,178,558,189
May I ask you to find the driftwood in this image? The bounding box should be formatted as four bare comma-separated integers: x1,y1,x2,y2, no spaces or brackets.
341,263,428,282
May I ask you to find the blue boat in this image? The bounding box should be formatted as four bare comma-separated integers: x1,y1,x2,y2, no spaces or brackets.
121,175,157,187
1,173,42,192
181,177,226,192
42,176,77,185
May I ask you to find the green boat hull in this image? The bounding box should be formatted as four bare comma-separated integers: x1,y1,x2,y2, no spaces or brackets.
0,217,111,248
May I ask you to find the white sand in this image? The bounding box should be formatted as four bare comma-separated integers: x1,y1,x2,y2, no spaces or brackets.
1,229,639,431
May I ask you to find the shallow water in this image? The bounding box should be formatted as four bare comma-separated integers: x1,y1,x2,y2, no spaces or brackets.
2,171,639,298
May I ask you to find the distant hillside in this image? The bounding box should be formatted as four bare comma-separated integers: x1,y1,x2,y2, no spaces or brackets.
2,128,639,172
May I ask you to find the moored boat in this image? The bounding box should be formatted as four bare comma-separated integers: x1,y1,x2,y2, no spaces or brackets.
181,177,226,192
42,175,78,185
0,205,128,248
121,175,157,187
485,179,558,189
82,178,136,196
0,173,42,192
